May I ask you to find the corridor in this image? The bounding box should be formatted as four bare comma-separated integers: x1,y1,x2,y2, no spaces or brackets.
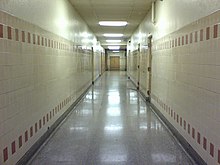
28,72,195,165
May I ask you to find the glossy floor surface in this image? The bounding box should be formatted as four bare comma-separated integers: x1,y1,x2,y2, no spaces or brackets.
29,72,195,165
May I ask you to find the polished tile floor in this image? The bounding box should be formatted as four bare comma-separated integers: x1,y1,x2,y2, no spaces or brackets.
29,71,196,165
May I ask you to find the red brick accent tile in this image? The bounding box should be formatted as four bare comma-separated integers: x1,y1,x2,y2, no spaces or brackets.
3,147,8,162
188,124,190,134
22,31,25,42
33,34,36,44
30,126,33,137
19,136,22,148
203,137,207,150
218,150,220,164
11,141,16,154
210,143,214,157
15,28,19,41
0,24,3,38
190,33,193,43
195,31,198,42
214,24,218,38
38,35,40,45
197,132,200,144
28,32,31,43
39,119,42,129
35,122,38,133
185,34,188,44
184,120,186,130
200,29,203,41
7,26,12,39
43,116,46,125
47,113,49,122
206,27,210,40
192,128,195,139
25,130,28,142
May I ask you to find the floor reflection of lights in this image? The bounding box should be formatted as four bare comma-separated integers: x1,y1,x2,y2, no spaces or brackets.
101,154,127,163
108,91,120,104
151,153,176,163
107,107,121,117
100,145,127,163
70,126,88,132
139,123,148,130
85,91,99,101
80,109,93,115
104,125,123,132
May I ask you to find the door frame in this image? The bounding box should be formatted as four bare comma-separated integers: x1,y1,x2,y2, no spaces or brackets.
147,35,152,101
110,56,120,70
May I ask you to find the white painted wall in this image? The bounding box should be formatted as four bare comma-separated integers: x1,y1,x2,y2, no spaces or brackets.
128,0,220,164
0,0,97,46
0,1,103,164
130,0,220,50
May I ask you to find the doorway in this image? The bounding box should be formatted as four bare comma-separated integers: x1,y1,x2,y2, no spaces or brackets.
110,56,120,70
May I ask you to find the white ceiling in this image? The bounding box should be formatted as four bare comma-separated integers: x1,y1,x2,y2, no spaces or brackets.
69,0,153,49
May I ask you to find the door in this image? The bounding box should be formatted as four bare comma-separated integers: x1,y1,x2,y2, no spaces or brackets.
110,56,120,70
148,35,152,101
137,43,141,90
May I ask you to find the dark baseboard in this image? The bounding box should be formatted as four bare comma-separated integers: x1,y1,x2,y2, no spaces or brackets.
139,90,150,102
137,89,206,165
148,103,206,165
16,84,92,165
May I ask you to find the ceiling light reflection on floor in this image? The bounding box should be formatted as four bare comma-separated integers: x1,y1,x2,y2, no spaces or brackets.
104,125,122,132
152,153,176,163
107,107,121,116
70,127,88,132
108,91,120,104
139,123,148,130
101,154,127,163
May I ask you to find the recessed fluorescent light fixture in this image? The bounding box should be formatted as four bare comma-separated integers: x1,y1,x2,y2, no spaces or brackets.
113,50,120,53
99,21,127,26
106,40,121,43
108,46,120,50
103,33,123,37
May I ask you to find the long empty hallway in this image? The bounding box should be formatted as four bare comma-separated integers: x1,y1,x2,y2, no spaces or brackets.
29,72,195,165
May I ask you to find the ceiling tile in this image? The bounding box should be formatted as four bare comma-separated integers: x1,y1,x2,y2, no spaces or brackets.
69,0,153,48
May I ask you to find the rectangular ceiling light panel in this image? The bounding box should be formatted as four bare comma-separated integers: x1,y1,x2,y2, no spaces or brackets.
108,46,120,50
103,33,123,37
99,21,127,26
106,40,121,43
